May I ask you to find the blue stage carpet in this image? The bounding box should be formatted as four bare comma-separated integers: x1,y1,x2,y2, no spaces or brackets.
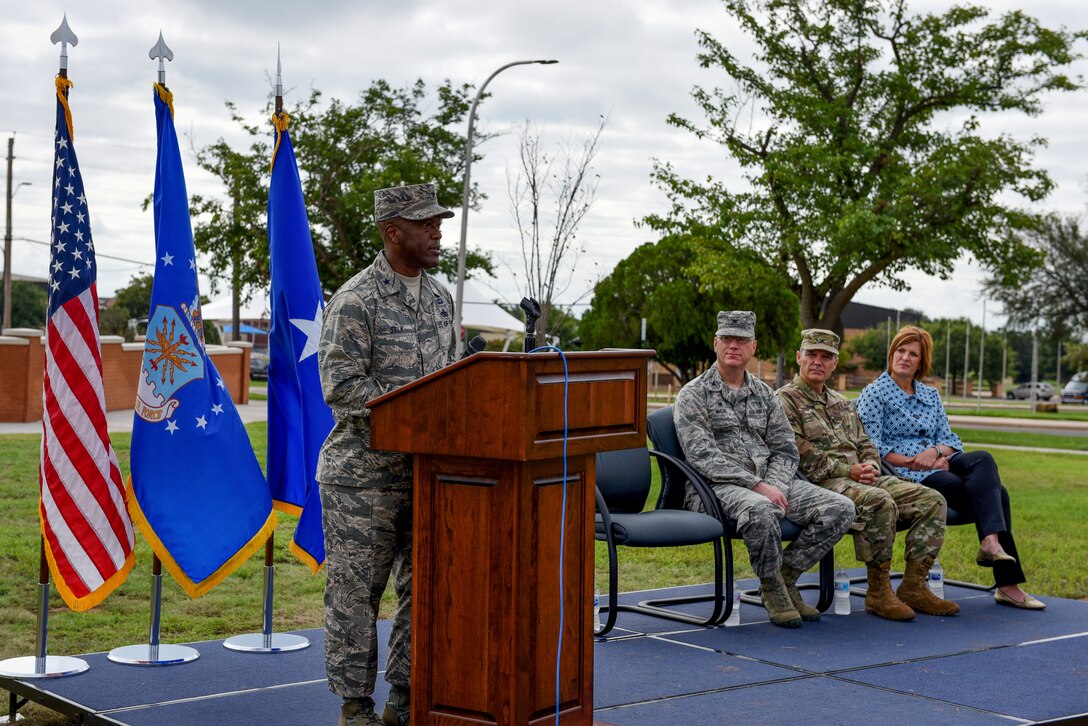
4,575,1087,724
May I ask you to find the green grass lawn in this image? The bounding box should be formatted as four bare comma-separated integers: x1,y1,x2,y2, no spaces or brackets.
0,424,328,663
956,428,1088,451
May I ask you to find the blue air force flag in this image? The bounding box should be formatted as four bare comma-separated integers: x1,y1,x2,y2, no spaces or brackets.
128,85,276,598
267,111,333,572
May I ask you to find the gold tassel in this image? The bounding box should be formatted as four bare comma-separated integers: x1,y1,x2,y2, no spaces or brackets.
153,82,175,119
269,111,291,172
55,76,75,140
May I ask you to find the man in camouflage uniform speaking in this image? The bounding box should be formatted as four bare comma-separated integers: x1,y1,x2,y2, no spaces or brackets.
317,183,456,726
674,311,855,628
776,329,959,619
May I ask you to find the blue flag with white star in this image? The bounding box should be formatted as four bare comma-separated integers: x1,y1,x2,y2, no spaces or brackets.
128,85,276,598
267,111,333,572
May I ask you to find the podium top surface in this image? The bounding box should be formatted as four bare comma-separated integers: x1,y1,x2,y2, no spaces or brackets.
368,349,654,461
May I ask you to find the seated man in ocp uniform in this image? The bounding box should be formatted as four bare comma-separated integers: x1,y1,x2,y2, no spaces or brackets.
776,328,958,620
674,311,855,628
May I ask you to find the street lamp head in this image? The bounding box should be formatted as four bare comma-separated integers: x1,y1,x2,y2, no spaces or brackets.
534,59,559,65
13,182,31,197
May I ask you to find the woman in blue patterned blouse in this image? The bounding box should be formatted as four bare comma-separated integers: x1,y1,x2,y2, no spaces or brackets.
856,326,1044,610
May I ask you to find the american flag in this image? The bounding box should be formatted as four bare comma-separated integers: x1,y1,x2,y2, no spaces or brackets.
40,77,135,612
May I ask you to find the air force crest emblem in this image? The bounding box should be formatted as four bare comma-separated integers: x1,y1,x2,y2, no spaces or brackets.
135,303,206,423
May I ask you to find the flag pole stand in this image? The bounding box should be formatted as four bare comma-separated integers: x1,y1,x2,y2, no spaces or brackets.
223,533,309,653
0,540,89,679
107,556,199,666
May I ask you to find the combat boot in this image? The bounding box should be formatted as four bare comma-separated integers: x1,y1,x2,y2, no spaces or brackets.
779,564,821,621
382,685,410,726
340,697,382,726
864,561,915,621
896,556,960,616
759,572,803,628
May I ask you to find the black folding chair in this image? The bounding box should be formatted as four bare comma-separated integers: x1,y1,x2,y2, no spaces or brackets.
646,406,836,613
594,446,728,636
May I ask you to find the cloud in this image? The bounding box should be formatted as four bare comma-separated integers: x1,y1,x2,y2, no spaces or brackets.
3,0,1085,331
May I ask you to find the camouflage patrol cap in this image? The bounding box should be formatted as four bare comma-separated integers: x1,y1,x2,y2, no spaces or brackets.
716,310,755,338
374,183,455,223
800,328,840,354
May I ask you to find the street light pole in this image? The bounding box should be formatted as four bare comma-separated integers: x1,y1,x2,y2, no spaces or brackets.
453,58,557,356
3,136,14,331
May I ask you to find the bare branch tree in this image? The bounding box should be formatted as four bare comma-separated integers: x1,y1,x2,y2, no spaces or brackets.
508,117,605,337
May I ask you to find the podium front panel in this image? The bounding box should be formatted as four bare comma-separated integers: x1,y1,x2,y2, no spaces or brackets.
412,454,593,725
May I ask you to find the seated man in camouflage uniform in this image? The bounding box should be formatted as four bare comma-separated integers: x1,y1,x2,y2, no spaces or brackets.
318,183,457,726
776,329,959,619
674,311,856,628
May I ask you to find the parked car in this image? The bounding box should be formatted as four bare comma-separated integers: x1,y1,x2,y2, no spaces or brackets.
1006,382,1054,401
250,353,270,381
1061,380,1088,405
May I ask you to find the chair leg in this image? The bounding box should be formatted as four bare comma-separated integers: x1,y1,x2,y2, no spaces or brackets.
594,534,621,637
630,536,730,628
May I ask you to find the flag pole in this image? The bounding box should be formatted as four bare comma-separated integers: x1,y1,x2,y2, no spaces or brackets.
107,33,198,667
223,46,308,653
0,15,93,684
0,539,90,679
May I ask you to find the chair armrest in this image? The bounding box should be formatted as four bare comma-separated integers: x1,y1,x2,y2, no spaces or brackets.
648,449,724,525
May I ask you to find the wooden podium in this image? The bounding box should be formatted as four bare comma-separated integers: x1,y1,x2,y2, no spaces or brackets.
368,350,653,726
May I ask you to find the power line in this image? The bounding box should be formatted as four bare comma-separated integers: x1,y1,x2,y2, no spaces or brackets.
14,237,153,267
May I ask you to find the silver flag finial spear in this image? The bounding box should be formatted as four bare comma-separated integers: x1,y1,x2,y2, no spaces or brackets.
50,14,79,76
148,31,174,86
275,43,283,113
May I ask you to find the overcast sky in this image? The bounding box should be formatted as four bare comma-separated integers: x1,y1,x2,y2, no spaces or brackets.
2,0,1086,330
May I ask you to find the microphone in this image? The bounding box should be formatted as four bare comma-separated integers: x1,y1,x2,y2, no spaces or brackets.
520,298,541,352
461,334,486,359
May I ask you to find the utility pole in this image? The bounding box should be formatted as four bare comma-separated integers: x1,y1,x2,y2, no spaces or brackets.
3,136,13,330
977,299,985,412
231,181,241,342
963,320,970,401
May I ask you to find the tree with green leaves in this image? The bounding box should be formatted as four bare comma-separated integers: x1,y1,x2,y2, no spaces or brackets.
579,235,797,383
844,318,1013,390
190,131,269,339
191,80,495,303
0,280,46,329
985,214,1088,336
648,0,1086,335
1063,343,1088,376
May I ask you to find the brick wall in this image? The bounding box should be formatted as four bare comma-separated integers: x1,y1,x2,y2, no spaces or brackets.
0,329,44,422
0,329,251,423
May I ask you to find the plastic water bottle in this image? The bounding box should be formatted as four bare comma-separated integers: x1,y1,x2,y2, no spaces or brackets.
834,568,851,615
725,581,741,627
928,559,945,598
593,586,601,631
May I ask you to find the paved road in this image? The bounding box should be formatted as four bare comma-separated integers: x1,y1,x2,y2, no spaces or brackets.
0,399,270,435
4,399,1086,448
948,414,1088,438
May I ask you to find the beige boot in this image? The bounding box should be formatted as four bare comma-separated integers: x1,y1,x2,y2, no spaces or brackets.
779,565,821,621
759,572,803,628
897,556,960,616
864,561,915,621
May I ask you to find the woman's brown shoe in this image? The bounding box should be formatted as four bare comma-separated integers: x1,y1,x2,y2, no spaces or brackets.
995,589,1046,610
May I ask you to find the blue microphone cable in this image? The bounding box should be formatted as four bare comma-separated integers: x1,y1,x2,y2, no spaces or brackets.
530,344,569,726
